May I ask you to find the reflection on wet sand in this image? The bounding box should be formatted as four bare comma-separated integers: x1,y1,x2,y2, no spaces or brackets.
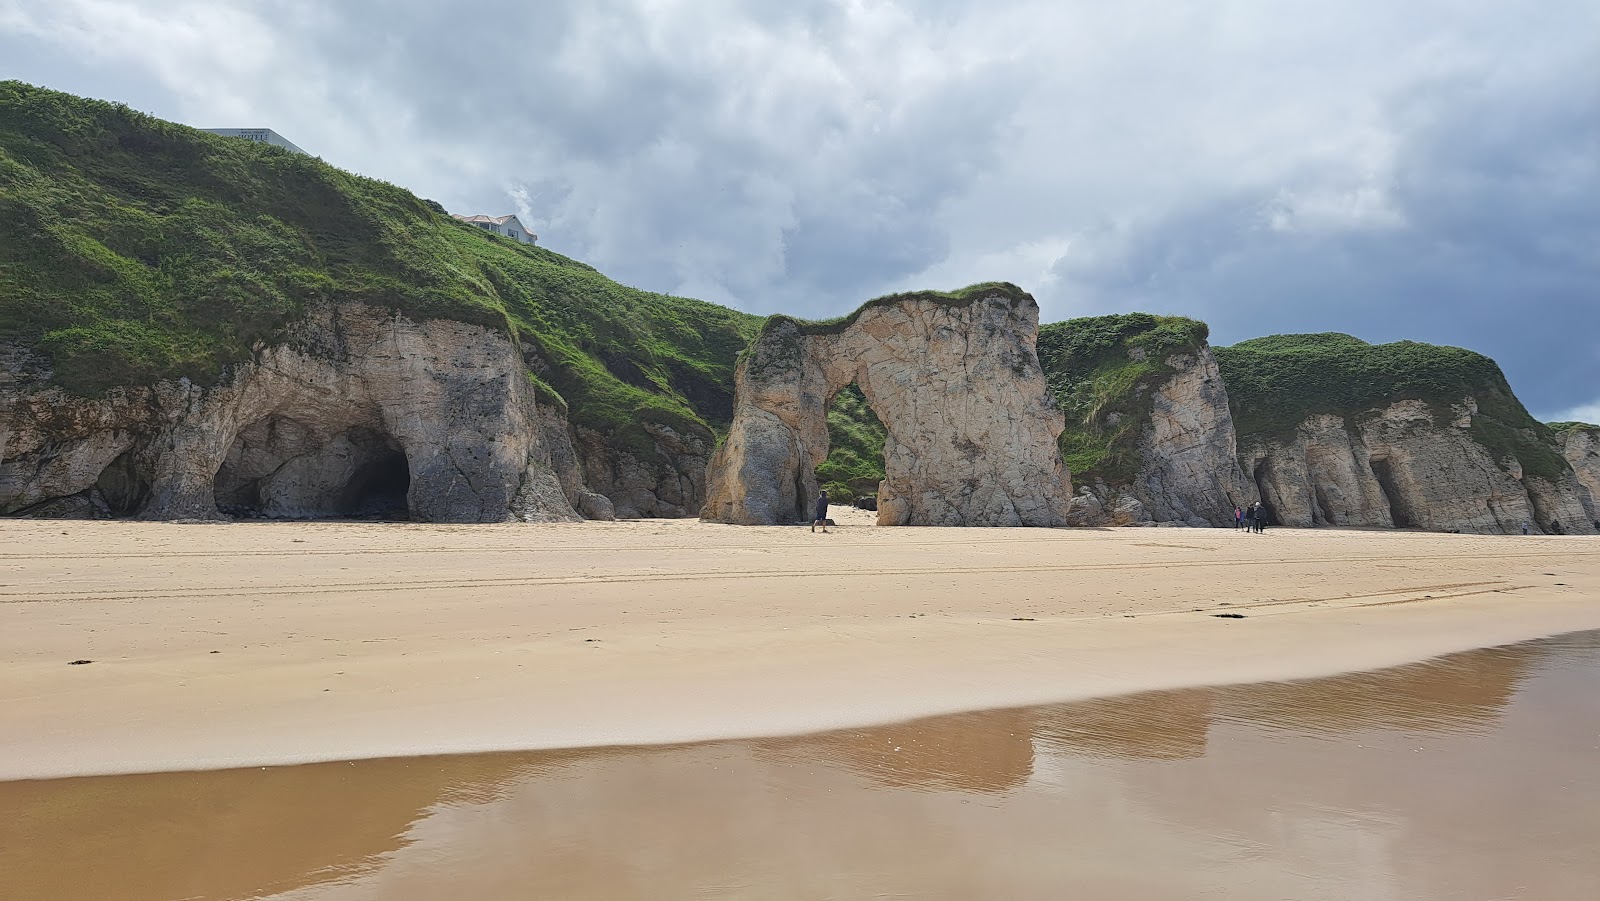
1034,689,1215,760
5,631,1597,901
1215,637,1540,736
756,708,1037,793
0,753,538,901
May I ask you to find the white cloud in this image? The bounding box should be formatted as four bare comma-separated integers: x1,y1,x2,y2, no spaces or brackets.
1550,402,1600,426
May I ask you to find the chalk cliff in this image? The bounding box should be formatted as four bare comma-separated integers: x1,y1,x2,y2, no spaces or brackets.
1217,335,1597,535
0,303,602,522
1038,315,1248,527
703,285,1073,527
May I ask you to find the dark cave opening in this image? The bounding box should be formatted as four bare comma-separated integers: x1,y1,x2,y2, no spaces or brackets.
213,419,411,520
1368,456,1413,528
339,449,411,520
1249,460,1275,525
96,450,149,517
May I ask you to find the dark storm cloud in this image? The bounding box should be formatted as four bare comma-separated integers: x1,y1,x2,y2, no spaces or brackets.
1039,43,1600,416
1,0,1595,415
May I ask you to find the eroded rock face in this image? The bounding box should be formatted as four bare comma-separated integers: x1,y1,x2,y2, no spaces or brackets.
1557,426,1600,531
1134,350,1252,526
1064,349,1250,528
702,288,1072,526
1243,399,1598,535
0,304,588,523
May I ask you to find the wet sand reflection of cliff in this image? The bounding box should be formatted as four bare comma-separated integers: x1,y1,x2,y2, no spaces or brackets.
1214,637,1546,737
3,633,1596,901
754,708,1037,793
0,752,542,901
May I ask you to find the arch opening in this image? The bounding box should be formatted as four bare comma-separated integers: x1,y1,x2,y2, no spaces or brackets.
815,384,886,512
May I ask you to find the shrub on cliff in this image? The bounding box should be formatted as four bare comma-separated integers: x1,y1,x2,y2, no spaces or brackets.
1215,333,1566,481
1036,313,1209,484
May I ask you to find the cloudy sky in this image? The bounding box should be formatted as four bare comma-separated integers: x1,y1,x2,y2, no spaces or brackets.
3,0,1596,419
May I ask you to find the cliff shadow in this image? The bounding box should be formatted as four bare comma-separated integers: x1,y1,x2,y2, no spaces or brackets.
1368,454,1414,528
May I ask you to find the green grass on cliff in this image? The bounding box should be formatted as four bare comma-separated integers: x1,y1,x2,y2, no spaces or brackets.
1214,333,1566,481
1036,313,1209,484
816,384,887,500
0,81,760,455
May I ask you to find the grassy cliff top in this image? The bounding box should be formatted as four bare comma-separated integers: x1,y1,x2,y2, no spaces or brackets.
1215,332,1564,480
759,282,1031,339
0,81,760,451
1036,313,1209,484
1548,421,1600,434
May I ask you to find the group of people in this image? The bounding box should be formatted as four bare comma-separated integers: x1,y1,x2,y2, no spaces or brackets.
1234,502,1267,533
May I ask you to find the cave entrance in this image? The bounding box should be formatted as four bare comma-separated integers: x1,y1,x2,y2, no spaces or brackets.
97,450,149,517
1369,455,1413,528
340,449,411,520
214,418,411,521
815,384,887,515
1250,459,1275,525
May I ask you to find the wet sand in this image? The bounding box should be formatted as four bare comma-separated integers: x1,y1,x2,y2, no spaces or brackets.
5,631,1598,900
1,518,1598,778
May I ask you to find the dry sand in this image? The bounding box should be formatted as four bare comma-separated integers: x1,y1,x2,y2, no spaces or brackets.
2,515,1598,779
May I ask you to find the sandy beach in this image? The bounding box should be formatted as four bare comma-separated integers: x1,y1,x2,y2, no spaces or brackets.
2,516,1598,780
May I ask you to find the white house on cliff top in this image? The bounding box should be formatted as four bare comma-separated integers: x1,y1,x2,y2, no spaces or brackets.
453,214,538,245
201,128,308,155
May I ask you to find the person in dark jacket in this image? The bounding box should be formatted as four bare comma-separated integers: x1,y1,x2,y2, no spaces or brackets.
812,490,830,533
1253,503,1267,533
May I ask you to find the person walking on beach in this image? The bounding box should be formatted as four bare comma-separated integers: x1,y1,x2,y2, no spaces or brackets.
1234,506,1243,531
1521,520,1530,535
812,489,830,533
1254,503,1266,533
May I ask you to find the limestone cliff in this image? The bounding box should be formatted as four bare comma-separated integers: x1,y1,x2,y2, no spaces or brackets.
702,284,1072,527
1554,423,1600,532
0,304,595,522
1038,315,1249,527
1216,335,1596,535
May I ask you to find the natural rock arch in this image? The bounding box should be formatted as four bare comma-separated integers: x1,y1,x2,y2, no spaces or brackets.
701,285,1073,526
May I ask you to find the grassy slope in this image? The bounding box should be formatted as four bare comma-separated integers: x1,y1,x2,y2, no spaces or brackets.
1214,333,1566,481
1036,313,1209,485
816,384,887,499
0,81,760,456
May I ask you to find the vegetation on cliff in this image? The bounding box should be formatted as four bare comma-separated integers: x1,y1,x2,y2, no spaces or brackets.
816,384,887,500
0,81,759,456
1036,313,1209,484
1215,333,1566,481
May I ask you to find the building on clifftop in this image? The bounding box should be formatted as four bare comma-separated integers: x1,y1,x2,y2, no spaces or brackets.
452,213,538,245
200,128,308,155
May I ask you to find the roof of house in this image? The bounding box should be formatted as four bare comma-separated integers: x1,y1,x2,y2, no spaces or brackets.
452,214,522,226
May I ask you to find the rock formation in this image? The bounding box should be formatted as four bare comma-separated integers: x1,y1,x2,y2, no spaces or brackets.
1556,424,1600,531
0,304,606,523
1039,315,1249,528
1065,348,1251,527
701,285,1073,526
1213,335,1599,536
1239,399,1598,535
